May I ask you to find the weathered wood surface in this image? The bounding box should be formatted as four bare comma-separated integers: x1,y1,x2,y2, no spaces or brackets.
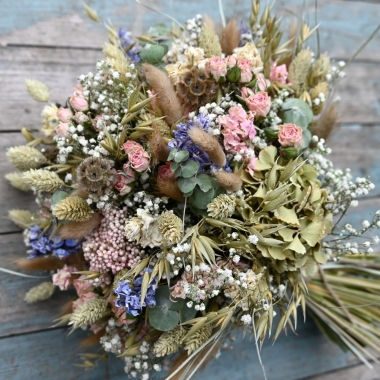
0,0,379,379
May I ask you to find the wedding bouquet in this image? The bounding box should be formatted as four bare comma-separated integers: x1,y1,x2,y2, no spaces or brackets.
5,1,380,379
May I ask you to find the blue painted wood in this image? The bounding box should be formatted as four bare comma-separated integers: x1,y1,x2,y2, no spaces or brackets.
0,316,357,380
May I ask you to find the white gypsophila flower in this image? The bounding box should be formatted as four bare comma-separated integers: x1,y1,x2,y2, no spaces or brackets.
248,235,259,244
362,220,370,229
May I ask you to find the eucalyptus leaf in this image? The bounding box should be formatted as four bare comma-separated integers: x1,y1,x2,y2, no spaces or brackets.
190,187,215,210
197,173,213,192
181,305,198,322
51,190,69,208
174,150,190,163
178,176,198,194
148,307,179,331
302,129,312,148
181,160,200,178
281,98,313,130
140,44,167,64
167,148,177,161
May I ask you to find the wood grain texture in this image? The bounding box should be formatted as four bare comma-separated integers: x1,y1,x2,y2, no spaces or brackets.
0,0,379,61
0,232,75,338
0,314,359,380
305,362,380,380
1,45,379,133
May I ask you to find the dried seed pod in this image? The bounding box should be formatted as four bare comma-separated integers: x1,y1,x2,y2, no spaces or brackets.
76,156,116,196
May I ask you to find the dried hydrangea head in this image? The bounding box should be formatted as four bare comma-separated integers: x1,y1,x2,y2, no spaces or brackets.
6,146,48,171
157,211,183,244
24,282,55,304
69,298,108,329
154,326,187,357
5,172,32,192
76,156,116,196
207,194,236,219
23,169,64,192
52,195,92,222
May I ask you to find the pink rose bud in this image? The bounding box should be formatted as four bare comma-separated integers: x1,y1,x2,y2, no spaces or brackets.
237,59,253,83
269,63,289,84
70,93,88,111
130,150,150,172
225,55,237,69
56,122,70,138
122,140,143,155
158,163,175,180
278,123,303,148
256,74,268,91
208,56,228,81
241,88,271,117
57,107,73,122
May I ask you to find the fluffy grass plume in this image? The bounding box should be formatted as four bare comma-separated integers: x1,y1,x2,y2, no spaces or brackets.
289,49,312,95
6,146,48,171
8,209,36,228
52,196,92,222
16,256,64,271
199,23,222,58
221,19,240,55
214,171,242,192
5,172,31,192
313,102,339,140
149,131,170,163
58,213,102,240
24,282,55,304
142,63,183,126
23,169,64,192
69,298,108,329
157,177,185,202
25,79,50,102
188,126,226,167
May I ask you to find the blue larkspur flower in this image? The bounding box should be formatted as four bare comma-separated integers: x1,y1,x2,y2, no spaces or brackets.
26,225,80,259
168,114,233,173
118,28,140,63
114,269,157,316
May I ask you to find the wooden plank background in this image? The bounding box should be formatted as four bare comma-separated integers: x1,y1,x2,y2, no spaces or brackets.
0,0,379,379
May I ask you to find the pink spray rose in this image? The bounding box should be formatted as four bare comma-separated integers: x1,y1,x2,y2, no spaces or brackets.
56,122,70,138
69,90,88,111
72,292,98,311
228,105,248,123
73,275,94,297
52,265,77,290
237,59,253,83
158,162,175,180
225,55,237,69
241,88,271,117
208,56,227,81
278,124,303,148
73,111,89,124
270,62,289,84
115,169,135,195
57,107,73,123
122,141,150,172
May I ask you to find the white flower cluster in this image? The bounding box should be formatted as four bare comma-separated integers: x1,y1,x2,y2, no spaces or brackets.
326,60,346,82
164,242,191,276
100,318,125,355
124,191,169,216
55,60,136,164
124,340,161,379
166,15,203,63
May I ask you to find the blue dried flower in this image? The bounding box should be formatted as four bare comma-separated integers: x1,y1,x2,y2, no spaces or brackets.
114,269,157,316
26,225,80,259
118,28,140,63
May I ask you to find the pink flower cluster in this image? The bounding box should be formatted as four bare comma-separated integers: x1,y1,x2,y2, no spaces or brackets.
217,105,258,175
72,275,98,311
269,62,289,84
52,265,77,290
158,162,174,180
115,164,135,196
122,141,150,172
171,265,224,303
241,88,271,117
83,207,147,275
207,55,254,83
278,123,303,148
69,85,89,111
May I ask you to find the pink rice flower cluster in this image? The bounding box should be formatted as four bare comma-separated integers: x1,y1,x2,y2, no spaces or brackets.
83,207,147,274
217,105,258,175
